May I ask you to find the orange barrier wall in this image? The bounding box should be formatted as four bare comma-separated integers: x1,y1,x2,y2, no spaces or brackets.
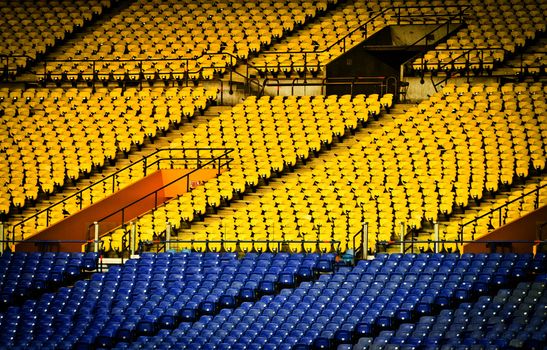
463,205,547,254
17,169,220,252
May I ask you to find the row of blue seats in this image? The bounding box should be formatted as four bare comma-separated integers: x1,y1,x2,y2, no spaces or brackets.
0,251,99,308
0,252,334,349
360,281,546,349
106,253,544,350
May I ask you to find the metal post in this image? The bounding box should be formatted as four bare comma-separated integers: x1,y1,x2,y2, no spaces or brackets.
362,222,368,260
303,53,307,84
434,221,439,253
498,208,502,227
230,55,234,92
400,222,405,254
166,222,171,251
130,221,136,256
94,221,99,253
0,222,4,254
317,224,321,253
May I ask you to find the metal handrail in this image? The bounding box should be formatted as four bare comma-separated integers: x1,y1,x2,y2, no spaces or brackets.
147,239,342,254
88,149,234,237
259,75,389,97
10,148,234,241
383,238,545,254
432,48,503,90
386,239,545,244
37,51,266,97
1,55,33,77
400,21,465,70
459,183,547,240
402,43,542,90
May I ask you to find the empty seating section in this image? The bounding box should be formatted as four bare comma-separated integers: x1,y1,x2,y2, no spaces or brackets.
0,252,330,349
1,251,544,349
150,82,543,254
0,251,98,309
99,253,540,350
0,0,111,73
414,0,547,71
111,94,388,253
381,281,546,348
46,0,337,80
0,86,216,225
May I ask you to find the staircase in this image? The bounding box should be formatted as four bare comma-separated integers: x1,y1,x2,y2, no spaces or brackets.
6,105,232,236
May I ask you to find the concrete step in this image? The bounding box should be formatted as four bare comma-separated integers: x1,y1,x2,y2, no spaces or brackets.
203,105,232,116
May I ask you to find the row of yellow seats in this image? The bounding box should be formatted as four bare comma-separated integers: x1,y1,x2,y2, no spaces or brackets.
45,55,232,81
1,86,216,219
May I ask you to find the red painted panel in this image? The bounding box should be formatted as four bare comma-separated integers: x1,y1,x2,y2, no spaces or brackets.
463,205,547,254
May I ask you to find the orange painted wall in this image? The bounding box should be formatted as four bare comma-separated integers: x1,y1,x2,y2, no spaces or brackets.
17,168,220,252
463,205,547,254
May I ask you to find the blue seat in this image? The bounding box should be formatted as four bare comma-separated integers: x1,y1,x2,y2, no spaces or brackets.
492,273,509,287
416,297,434,315
454,288,470,302
199,301,217,315
312,335,331,349
258,281,276,295
179,308,197,322
356,317,375,337
218,295,237,309
278,273,295,288
157,308,179,329
82,253,99,271
315,259,333,273
334,328,353,344
297,267,314,281
239,288,256,302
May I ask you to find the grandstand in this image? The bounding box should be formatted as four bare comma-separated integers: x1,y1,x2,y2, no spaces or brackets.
0,0,546,349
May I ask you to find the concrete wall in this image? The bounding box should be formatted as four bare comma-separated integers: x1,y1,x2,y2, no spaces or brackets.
390,24,461,47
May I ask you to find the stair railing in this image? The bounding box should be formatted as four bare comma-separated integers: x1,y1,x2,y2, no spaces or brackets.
459,182,546,242
11,148,234,244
